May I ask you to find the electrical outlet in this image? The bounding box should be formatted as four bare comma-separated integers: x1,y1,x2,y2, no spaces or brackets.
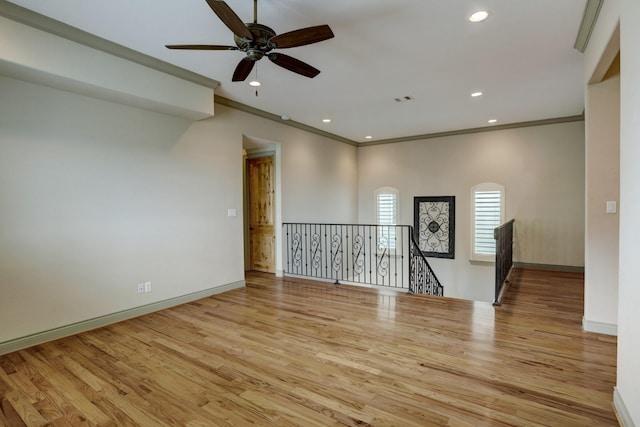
137,283,145,294
144,281,152,293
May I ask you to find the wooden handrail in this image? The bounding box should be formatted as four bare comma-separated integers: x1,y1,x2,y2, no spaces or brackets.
493,219,515,306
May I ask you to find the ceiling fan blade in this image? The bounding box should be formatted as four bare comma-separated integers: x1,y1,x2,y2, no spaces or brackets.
166,44,238,50
232,58,256,81
206,0,252,40
268,53,320,78
269,25,334,49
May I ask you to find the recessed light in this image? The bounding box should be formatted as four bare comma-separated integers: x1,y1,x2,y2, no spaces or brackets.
469,11,489,22
365,136,373,139
249,80,261,87
471,91,483,97
281,114,291,121
322,119,331,123
488,119,497,123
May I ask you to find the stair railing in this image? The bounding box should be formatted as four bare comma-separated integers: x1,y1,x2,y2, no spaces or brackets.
493,219,515,306
283,223,443,296
409,229,444,296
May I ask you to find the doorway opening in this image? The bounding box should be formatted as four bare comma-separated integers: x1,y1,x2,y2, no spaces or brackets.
246,155,275,273
243,136,282,275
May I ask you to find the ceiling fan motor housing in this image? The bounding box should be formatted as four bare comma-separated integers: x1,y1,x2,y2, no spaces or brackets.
234,23,276,60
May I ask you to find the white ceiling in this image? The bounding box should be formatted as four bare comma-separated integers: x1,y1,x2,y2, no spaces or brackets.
8,0,587,143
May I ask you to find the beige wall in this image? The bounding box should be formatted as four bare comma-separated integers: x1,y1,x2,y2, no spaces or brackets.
0,76,358,346
0,75,244,343
585,0,640,423
618,0,640,423
357,122,585,301
218,104,359,274
0,16,215,121
584,69,620,332
200,105,358,225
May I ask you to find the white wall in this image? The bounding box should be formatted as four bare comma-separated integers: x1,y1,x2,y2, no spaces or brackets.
584,69,620,333
618,0,640,423
358,122,585,301
0,75,244,344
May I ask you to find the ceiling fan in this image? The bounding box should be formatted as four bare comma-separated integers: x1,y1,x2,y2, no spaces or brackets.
166,0,334,82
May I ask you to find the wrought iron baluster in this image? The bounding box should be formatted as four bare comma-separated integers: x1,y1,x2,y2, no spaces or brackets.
284,224,291,273
331,226,342,283
282,223,443,296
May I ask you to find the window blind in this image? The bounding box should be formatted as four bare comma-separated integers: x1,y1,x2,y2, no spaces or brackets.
377,193,397,225
474,190,502,255
377,192,397,249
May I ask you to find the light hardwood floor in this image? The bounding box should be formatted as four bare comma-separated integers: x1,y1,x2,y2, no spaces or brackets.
0,269,617,426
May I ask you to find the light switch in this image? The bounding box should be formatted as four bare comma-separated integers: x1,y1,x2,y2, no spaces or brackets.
227,208,237,217
606,201,617,214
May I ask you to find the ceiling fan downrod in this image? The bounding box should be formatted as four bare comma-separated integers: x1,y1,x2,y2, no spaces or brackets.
254,0,258,24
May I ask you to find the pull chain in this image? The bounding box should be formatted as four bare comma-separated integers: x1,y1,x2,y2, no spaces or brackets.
253,0,259,95
254,63,259,97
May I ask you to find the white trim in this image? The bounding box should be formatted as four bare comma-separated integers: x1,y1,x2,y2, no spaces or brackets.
582,317,618,336
0,280,245,356
614,387,636,427
276,269,284,277
245,148,275,158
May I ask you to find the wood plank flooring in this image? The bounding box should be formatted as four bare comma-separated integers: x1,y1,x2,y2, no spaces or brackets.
0,269,618,426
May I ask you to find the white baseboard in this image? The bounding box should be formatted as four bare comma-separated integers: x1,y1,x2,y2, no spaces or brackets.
614,387,636,427
0,280,245,356
275,269,284,277
582,317,618,336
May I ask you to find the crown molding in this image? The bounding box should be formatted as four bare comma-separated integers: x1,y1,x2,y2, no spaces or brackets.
215,96,359,146
358,114,585,147
218,93,584,148
574,0,604,53
0,0,219,89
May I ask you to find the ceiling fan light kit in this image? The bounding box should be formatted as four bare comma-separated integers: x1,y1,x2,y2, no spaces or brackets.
166,0,334,82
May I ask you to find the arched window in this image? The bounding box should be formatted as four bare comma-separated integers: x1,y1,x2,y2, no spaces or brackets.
375,187,399,249
471,183,505,261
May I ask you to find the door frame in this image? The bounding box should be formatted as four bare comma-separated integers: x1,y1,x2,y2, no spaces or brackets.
243,142,282,275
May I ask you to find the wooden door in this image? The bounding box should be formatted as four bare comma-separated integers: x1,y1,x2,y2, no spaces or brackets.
248,156,275,273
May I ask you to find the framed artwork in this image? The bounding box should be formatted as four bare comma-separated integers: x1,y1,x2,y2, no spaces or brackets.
414,196,455,259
